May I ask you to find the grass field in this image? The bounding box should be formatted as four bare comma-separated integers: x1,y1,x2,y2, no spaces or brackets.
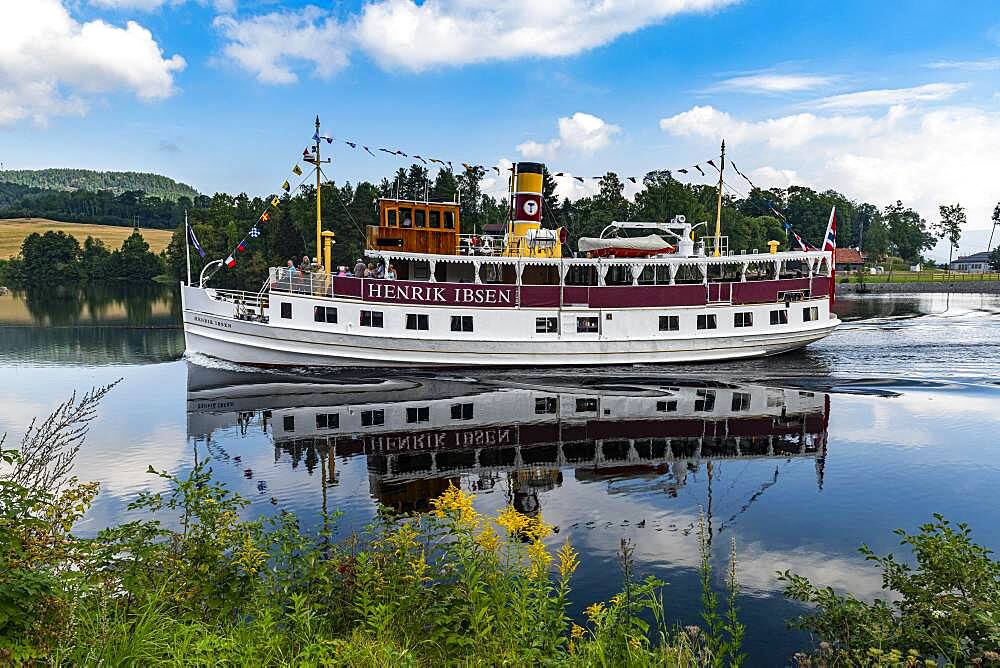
838,270,1000,283
0,218,174,259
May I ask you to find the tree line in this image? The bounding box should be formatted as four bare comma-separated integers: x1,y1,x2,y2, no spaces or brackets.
4,162,992,290
0,169,199,201
0,230,163,286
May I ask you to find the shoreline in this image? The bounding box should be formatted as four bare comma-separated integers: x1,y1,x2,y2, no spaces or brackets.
837,279,1000,295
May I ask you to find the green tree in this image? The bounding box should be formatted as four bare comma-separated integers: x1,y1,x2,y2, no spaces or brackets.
110,231,162,281
988,246,1000,271
80,237,111,279
934,203,965,269
884,201,935,263
18,231,81,284
431,169,459,202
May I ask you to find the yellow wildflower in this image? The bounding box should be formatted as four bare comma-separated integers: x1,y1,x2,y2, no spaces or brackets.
496,506,532,535
234,534,268,575
584,602,605,620
528,539,553,577
571,623,585,640
557,541,580,578
476,525,500,552
628,637,641,650
430,482,479,527
610,594,624,606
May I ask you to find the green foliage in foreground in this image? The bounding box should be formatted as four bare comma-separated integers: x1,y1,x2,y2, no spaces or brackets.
1,387,745,667
781,515,1000,667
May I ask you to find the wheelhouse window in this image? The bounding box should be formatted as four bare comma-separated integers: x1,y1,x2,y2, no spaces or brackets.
280,302,292,319
361,409,385,426
450,403,474,420
429,210,441,228
731,392,751,411
314,306,337,323
803,306,819,322
697,314,717,330
770,310,789,325
577,317,599,333
535,397,558,414
535,317,558,333
316,413,339,429
694,389,716,412
576,398,598,413
659,315,679,332
444,211,455,229
405,313,429,330
406,407,430,423
399,207,413,227
414,209,426,228
361,310,383,327
451,315,473,332
734,312,753,328
386,209,398,227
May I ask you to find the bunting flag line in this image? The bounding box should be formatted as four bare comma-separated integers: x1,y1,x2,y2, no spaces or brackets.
271,196,280,207
225,255,236,268
237,240,247,253
260,211,270,223
292,164,303,176
694,165,705,176
363,146,375,156
249,226,260,238
281,180,290,192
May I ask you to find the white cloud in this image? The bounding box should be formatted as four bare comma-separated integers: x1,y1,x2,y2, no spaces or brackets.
355,0,739,71
518,112,621,159
0,0,185,125
90,0,236,12
813,82,966,109
715,72,835,93
213,6,350,84
928,57,1000,71
747,166,806,189
659,103,1000,232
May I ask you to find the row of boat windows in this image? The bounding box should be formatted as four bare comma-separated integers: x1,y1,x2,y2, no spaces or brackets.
280,303,821,331
285,390,764,434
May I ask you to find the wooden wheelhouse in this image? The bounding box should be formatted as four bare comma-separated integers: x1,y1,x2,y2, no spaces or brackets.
367,198,461,255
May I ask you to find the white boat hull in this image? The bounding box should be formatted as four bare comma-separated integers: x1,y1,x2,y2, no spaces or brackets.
181,284,838,368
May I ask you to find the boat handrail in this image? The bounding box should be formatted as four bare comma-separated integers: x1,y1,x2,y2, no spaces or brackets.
270,267,335,298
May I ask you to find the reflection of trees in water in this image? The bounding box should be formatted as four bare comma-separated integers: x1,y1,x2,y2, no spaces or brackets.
19,283,177,327
0,326,184,365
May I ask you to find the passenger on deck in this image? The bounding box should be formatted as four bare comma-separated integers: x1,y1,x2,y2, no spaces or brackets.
336,265,349,277
299,255,311,273
312,257,321,272
402,216,412,228
353,258,366,277
385,264,397,280
364,263,375,278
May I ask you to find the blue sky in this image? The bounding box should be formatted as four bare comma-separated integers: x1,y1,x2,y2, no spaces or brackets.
2,0,999,255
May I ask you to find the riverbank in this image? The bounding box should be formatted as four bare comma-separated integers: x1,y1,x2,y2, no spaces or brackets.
838,280,1000,294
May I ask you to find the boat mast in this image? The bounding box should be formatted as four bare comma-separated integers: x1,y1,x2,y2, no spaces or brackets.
314,115,322,263
713,139,725,257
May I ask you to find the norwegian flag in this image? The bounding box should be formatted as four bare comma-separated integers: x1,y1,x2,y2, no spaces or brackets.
823,206,837,251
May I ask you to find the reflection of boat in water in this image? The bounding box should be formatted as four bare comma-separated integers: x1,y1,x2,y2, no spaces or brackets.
187,364,829,517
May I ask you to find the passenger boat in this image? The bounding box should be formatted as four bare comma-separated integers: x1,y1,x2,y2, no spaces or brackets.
181,127,840,368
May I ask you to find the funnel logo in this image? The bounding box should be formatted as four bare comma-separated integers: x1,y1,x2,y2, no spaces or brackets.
522,200,539,217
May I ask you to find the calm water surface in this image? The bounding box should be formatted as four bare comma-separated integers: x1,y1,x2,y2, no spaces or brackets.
3,287,999,665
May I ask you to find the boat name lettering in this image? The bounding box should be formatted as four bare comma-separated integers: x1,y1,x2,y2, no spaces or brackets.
366,281,514,306
365,427,514,452
193,316,232,329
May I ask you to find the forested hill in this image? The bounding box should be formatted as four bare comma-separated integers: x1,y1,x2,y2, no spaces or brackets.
0,169,199,201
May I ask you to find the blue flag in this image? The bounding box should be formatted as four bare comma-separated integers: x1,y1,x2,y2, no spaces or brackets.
187,221,206,258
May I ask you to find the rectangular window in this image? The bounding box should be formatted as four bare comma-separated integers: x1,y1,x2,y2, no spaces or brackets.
803,306,819,322
734,312,753,328
314,306,338,323
731,392,751,411
429,210,441,228
656,400,678,412
576,317,599,333
575,398,598,413
280,302,292,319
282,415,295,432
361,310,384,328
450,403,474,420
399,207,413,227
770,310,789,325
451,315,473,332
414,209,426,228
405,313,429,330
406,406,430,423
387,209,397,227
444,211,455,229
535,397,558,414
535,317,558,333
361,409,385,427
697,314,717,330
659,315,679,332
694,389,716,412
315,413,339,429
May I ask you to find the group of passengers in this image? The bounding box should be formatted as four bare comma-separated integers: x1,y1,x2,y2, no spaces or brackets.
282,256,396,282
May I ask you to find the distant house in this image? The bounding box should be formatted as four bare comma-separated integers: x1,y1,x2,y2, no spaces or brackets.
949,251,991,272
835,248,866,271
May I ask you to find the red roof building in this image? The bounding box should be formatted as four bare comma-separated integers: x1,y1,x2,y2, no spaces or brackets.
835,248,866,269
